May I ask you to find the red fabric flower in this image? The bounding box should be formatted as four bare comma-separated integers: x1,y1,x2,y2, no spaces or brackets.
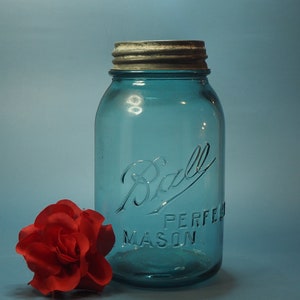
16,199,115,295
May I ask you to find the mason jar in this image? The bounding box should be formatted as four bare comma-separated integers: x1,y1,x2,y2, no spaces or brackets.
95,40,225,287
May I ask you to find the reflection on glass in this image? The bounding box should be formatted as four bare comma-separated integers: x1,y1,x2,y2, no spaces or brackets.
126,94,143,115
132,80,145,86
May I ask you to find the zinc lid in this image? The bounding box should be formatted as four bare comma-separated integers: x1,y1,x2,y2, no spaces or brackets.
111,40,209,70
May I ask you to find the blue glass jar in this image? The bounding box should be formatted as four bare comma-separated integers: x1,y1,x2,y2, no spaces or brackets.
95,41,225,287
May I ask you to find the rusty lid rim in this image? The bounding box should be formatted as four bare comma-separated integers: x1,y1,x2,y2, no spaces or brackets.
111,40,209,71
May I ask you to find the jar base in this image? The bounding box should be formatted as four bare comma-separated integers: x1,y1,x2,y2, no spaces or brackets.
109,248,222,287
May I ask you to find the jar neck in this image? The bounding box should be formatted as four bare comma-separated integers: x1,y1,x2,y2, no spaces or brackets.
109,69,210,79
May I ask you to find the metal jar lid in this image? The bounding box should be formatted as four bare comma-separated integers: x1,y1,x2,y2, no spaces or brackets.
111,40,209,70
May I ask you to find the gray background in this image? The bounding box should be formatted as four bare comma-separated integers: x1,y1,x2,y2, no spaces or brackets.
1,0,299,299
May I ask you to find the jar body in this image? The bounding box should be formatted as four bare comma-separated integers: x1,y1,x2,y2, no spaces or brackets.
95,71,225,287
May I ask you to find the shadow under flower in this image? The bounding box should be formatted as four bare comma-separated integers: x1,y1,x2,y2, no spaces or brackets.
7,269,235,300
7,284,110,299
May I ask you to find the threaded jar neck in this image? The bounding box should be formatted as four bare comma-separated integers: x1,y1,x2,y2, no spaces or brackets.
111,40,209,71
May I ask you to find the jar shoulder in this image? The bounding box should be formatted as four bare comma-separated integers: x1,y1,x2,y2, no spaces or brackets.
99,79,223,111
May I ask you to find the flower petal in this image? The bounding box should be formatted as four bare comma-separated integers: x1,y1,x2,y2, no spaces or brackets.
79,210,104,248
56,199,82,218
87,253,113,286
30,264,81,295
34,201,81,229
29,273,52,296
18,224,36,240
23,242,61,276
77,253,112,291
97,224,115,256
75,232,90,276
56,234,78,264
76,276,105,292
16,230,41,255
39,211,78,232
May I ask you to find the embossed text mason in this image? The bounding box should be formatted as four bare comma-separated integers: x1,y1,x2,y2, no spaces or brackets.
95,40,225,287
